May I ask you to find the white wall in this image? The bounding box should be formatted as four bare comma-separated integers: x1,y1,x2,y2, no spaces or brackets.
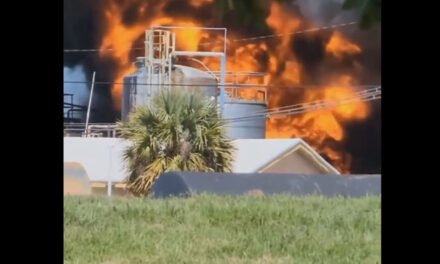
64,138,339,183
64,137,130,182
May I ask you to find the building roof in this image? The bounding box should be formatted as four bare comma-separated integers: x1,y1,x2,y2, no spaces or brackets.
231,139,340,174
152,172,381,198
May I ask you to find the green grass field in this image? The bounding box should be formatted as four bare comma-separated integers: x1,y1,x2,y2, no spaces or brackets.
64,195,381,264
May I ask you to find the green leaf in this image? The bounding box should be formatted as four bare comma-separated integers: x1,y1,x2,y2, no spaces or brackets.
116,88,235,196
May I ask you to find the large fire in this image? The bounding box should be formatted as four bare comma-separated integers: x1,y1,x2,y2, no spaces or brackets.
326,31,362,59
98,0,371,173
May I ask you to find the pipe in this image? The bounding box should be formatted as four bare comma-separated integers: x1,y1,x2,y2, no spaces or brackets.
220,55,226,115
86,125,117,138
190,58,218,81
84,71,96,137
66,109,88,120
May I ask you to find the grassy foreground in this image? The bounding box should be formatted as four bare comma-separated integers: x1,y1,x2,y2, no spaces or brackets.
64,195,380,264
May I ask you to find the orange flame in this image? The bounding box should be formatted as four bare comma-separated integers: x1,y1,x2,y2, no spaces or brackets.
266,1,302,58
326,31,362,59
99,0,368,173
99,1,202,109
189,0,213,8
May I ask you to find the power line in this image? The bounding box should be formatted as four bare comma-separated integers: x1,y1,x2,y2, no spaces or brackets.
63,86,380,137
224,86,381,123
219,21,356,43
64,80,269,87
64,80,380,89
233,86,380,118
63,21,357,53
226,95,381,124
63,47,144,53
250,86,380,115
63,87,381,131
227,88,381,123
64,78,381,119
225,96,381,125
64,86,380,125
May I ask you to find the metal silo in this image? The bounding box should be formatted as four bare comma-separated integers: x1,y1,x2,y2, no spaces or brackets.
172,65,217,99
121,27,268,140
121,57,150,121
121,58,218,121
219,71,267,139
121,74,135,121
223,101,266,139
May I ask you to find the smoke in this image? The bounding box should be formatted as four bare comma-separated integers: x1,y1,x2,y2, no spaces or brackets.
295,0,381,84
292,0,381,173
64,0,117,122
294,0,368,28
63,66,88,121
63,0,381,173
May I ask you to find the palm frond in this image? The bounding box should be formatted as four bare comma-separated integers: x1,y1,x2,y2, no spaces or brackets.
117,88,235,196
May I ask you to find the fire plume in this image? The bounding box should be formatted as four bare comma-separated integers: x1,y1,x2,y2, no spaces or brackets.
98,0,372,173
326,31,362,59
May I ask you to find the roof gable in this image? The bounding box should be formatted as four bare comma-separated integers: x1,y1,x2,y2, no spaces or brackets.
232,139,339,174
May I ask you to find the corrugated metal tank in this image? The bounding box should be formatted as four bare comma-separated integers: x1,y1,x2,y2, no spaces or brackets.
121,58,217,121
172,65,217,98
121,59,154,121
223,101,266,139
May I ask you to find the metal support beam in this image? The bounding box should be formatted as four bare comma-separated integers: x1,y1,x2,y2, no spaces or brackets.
107,144,113,197
173,51,224,57
84,71,96,137
220,55,226,115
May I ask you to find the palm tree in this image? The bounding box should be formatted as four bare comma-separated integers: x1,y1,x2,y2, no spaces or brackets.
117,89,234,197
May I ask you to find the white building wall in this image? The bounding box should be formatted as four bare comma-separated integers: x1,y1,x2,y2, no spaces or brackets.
64,137,130,182
64,138,339,184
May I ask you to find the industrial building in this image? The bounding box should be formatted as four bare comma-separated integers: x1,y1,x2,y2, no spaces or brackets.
64,137,340,196
64,26,346,197
65,26,267,139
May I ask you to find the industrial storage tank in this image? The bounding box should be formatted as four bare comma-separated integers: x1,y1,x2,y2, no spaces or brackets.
121,58,217,121
122,58,148,121
223,101,266,139
119,27,269,140
172,65,217,99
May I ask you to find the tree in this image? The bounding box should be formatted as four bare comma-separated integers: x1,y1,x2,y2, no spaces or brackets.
117,89,234,197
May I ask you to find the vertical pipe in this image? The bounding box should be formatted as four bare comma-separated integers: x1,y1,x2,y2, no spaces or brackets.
221,28,227,116
223,29,227,56
219,55,226,115
146,30,152,97
84,71,96,137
